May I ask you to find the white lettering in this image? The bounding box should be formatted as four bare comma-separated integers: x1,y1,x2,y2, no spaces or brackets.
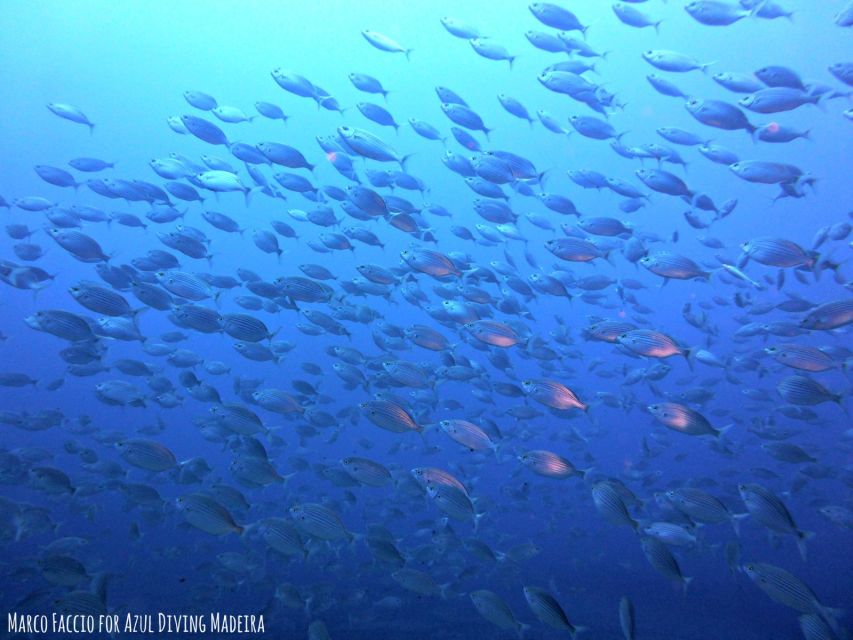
209,613,265,633
158,613,207,633
123,613,153,633
7,613,49,634
98,614,120,633
52,613,95,633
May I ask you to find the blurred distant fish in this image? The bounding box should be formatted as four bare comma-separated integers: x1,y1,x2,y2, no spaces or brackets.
47,102,95,132
362,30,412,59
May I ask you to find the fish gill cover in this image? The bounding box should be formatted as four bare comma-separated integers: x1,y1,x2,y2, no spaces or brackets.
0,0,851,639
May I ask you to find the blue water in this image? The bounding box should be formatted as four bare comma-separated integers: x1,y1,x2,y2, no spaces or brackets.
1,1,851,638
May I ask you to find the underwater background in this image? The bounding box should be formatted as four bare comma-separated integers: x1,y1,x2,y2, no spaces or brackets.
1,0,852,638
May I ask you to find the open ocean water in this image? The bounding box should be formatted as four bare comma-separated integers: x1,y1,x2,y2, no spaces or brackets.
1,1,852,639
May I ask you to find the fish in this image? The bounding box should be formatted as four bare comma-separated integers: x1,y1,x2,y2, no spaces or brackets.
115,439,177,471
592,482,638,530
361,30,412,59
523,586,586,637
743,562,842,627
176,493,243,535
360,400,422,433
647,403,731,437
738,483,814,559
685,1,756,26
614,3,662,32
47,103,95,132
518,450,587,479
470,590,529,638
529,3,588,34
439,419,498,454
522,378,588,411
619,597,635,640
666,488,745,534
685,98,756,134
617,329,694,365
641,537,693,592
469,39,517,68
642,50,713,73
799,299,853,330
740,87,821,113
764,344,838,372
640,252,711,281
777,375,844,407
730,160,805,184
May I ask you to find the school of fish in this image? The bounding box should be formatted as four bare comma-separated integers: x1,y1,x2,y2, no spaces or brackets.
1,1,852,639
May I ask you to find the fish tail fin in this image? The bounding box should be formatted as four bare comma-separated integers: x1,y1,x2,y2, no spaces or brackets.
571,626,589,639
715,423,735,438
682,347,698,371
629,517,640,534
700,61,716,74
345,531,362,549
508,56,517,70
473,511,486,533
88,123,95,135
747,1,765,18
578,466,594,481
400,153,415,171
130,306,148,326
834,394,849,417
817,606,845,634
516,622,531,640
418,422,437,436
654,20,663,34
405,48,413,61
731,512,749,537
796,530,815,561
682,576,694,595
